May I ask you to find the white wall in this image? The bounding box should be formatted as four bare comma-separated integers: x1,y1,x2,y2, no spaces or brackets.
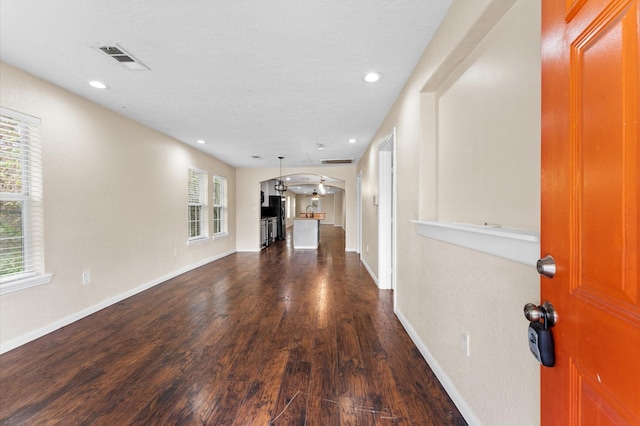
333,191,344,228
434,7,540,229
357,1,541,424
320,194,335,224
0,62,237,352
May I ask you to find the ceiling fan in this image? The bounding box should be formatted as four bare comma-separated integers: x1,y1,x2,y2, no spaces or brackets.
307,177,328,198
306,189,326,198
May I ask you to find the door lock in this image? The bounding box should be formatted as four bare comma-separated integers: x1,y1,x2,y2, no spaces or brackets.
537,255,556,278
524,301,557,327
524,301,557,367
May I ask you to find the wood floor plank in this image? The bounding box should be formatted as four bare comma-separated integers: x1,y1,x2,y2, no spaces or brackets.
0,225,466,425
203,380,251,425
270,359,311,425
339,396,379,425
306,318,340,424
231,348,289,424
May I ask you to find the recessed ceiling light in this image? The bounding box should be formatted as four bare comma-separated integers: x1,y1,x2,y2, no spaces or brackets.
196,139,206,144
363,72,382,83
348,138,357,144
89,81,108,89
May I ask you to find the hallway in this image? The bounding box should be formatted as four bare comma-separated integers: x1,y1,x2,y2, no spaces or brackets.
0,225,465,425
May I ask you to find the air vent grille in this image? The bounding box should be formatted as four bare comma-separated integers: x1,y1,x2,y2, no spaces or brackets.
112,55,136,63
321,158,355,164
96,44,149,71
99,46,124,56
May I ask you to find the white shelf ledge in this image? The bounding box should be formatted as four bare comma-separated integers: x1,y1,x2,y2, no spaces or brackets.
412,220,540,266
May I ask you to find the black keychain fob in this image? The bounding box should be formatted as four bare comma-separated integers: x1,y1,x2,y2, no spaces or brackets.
524,302,556,367
528,321,555,367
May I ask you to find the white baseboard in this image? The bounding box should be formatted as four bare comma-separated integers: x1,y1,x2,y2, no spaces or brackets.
394,309,481,426
0,250,236,355
360,256,379,287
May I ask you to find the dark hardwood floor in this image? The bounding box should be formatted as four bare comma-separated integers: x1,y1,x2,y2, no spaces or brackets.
0,225,466,425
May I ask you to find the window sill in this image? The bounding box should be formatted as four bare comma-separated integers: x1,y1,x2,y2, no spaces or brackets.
412,220,540,266
0,273,54,295
213,232,230,240
187,236,211,246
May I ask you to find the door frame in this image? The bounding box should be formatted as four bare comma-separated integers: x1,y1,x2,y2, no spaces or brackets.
356,171,362,255
378,128,396,294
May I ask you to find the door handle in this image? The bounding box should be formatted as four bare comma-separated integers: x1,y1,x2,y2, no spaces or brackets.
523,301,557,327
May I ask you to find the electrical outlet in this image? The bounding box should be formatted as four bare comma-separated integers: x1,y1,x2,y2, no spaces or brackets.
366,245,369,253
173,247,178,256
82,271,91,285
461,330,470,357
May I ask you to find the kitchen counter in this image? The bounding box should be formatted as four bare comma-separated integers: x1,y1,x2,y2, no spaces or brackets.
298,212,326,220
293,217,321,249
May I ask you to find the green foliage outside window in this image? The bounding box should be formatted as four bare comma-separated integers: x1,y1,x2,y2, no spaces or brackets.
1,120,26,277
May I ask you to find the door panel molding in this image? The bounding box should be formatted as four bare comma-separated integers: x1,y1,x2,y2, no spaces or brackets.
542,0,639,422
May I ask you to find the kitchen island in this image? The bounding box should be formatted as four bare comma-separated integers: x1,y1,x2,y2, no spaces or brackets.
293,212,325,249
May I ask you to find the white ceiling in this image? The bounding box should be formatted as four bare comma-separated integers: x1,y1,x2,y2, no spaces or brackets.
0,0,452,168
275,173,343,195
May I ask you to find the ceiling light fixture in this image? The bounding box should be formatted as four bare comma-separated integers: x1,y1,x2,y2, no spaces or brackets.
274,156,287,194
363,71,382,83
89,81,108,89
196,139,206,144
348,139,357,144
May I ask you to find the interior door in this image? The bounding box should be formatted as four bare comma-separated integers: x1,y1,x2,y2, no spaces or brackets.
541,0,639,423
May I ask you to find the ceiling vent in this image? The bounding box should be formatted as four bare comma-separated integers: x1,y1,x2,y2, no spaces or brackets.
321,158,355,165
96,45,149,71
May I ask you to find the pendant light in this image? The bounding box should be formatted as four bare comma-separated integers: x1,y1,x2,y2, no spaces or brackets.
274,156,287,194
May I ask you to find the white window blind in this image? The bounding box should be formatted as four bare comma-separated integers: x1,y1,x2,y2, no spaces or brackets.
188,167,207,239
212,175,227,235
1,107,49,293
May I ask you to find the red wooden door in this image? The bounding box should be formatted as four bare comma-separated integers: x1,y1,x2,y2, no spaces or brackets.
541,0,639,423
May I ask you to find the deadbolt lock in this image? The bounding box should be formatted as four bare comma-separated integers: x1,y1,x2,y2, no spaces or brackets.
537,255,556,278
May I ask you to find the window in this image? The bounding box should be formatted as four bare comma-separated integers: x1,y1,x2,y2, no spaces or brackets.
188,167,207,240
1,107,51,295
212,175,227,235
286,195,291,219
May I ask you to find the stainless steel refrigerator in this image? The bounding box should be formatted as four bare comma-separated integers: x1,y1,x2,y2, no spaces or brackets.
269,195,286,241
